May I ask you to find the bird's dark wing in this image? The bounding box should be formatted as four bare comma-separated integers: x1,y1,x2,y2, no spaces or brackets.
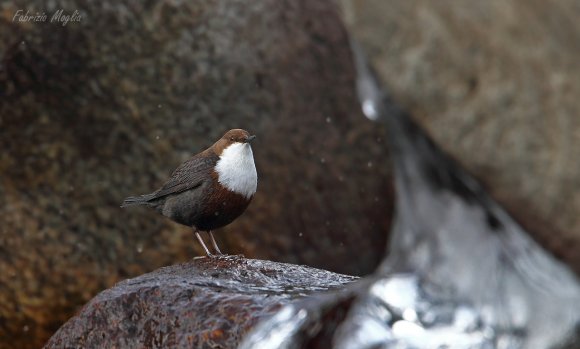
151,151,218,199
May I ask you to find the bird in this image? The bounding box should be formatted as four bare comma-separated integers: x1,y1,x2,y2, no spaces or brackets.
121,129,257,257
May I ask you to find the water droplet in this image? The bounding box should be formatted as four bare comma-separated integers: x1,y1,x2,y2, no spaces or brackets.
136,244,143,253
320,158,326,164
23,325,29,332
155,135,160,140
157,104,163,109
367,161,373,168
214,211,220,216
298,232,303,237
362,99,378,120
325,117,331,123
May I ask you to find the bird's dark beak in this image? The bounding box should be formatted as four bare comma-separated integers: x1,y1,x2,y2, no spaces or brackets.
245,135,256,143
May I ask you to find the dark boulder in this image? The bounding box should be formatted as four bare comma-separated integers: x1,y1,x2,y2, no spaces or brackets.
0,0,391,347
43,256,357,349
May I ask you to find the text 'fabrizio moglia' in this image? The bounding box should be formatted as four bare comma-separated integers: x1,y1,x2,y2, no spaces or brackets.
12,9,83,26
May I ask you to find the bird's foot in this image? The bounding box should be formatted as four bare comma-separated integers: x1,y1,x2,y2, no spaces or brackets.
219,253,245,260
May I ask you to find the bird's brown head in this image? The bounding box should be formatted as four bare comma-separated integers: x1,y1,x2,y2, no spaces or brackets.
213,129,256,155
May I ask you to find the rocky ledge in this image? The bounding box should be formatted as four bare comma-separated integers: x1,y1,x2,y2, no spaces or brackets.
43,256,357,348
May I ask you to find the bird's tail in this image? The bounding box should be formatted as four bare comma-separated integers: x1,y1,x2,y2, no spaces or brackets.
120,193,156,208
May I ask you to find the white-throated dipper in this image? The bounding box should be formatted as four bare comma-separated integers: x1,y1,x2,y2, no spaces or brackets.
121,129,257,256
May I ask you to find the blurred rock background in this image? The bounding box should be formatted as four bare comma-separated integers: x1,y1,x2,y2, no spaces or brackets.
340,0,580,270
0,1,390,348
1,0,579,348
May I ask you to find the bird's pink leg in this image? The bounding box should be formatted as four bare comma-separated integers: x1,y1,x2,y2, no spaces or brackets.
208,231,224,255
194,230,212,257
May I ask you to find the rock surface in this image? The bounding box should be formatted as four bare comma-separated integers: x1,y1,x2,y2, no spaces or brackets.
0,1,391,347
43,256,357,349
340,0,580,271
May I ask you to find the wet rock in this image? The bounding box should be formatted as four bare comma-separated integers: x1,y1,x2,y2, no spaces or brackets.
240,45,580,349
0,0,390,347
43,256,357,349
340,0,580,272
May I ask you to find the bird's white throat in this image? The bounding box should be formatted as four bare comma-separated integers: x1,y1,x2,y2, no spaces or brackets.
215,142,257,199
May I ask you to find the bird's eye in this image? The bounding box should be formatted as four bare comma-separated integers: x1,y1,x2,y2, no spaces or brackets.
230,137,234,141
